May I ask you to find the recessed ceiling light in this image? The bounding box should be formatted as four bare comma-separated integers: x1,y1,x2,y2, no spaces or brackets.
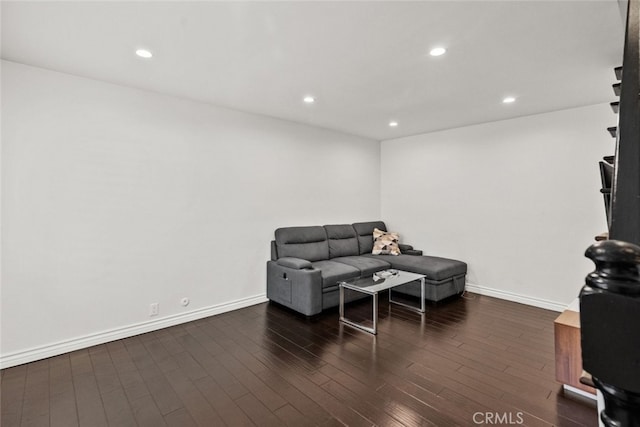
135,49,153,59
389,121,399,127
502,96,516,104
303,96,315,104
429,47,447,57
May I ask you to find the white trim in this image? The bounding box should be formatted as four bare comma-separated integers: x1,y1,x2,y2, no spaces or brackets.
0,294,268,369
465,282,566,312
563,384,597,401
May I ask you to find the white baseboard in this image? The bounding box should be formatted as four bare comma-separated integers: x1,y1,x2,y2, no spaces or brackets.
563,384,597,401
0,294,268,369
464,282,566,312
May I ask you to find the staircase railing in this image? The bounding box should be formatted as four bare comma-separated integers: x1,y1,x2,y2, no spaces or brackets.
580,1,640,425
609,0,640,244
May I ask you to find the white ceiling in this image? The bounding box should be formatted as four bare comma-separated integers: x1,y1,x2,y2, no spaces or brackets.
1,1,625,140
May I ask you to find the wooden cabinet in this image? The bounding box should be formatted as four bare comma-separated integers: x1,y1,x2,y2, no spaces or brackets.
554,309,596,395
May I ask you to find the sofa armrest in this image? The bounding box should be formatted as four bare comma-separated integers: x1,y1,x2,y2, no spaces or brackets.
399,244,422,255
399,244,414,252
277,257,312,269
267,261,323,316
398,243,413,253
403,249,423,256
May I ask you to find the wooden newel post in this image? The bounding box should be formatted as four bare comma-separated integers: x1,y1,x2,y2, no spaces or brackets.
581,240,640,426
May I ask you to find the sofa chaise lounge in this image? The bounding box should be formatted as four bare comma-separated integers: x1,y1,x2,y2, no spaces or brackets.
266,221,467,316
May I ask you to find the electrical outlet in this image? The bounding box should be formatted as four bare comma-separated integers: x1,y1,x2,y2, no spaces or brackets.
149,303,159,317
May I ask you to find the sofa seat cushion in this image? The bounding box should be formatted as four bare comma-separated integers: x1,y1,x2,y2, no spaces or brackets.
331,256,391,277
311,260,360,289
364,254,466,281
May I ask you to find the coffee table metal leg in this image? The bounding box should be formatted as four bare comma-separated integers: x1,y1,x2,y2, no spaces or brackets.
339,285,378,335
373,293,378,334
339,285,344,320
389,279,427,313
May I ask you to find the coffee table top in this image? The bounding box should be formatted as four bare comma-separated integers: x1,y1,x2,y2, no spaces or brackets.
339,270,426,294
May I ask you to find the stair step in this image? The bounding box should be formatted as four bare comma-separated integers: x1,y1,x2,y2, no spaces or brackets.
608,126,617,138
611,101,620,113
604,155,615,164
600,160,614,187
615,66,622,80
613,83,621,96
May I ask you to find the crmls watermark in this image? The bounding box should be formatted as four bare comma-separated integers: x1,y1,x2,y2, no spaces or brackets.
472,412,524,425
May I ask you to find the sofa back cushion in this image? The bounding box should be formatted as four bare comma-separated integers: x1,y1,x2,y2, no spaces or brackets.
324,224,359,258
352,221,387,254
275,226,329,262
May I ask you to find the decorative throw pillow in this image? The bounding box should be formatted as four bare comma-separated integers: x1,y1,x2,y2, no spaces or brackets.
372,228,401,256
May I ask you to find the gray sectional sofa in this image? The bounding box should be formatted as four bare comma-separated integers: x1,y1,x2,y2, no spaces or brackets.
267,221,467,316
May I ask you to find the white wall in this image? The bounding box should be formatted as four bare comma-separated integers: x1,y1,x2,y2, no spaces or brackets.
381,104,611,310
0,58,613,366
1,60,380,366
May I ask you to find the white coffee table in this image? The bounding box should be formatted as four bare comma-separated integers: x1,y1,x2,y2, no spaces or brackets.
339,270,426,334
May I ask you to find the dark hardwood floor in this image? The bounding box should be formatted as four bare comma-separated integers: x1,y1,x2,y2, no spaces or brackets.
1,292,597,426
